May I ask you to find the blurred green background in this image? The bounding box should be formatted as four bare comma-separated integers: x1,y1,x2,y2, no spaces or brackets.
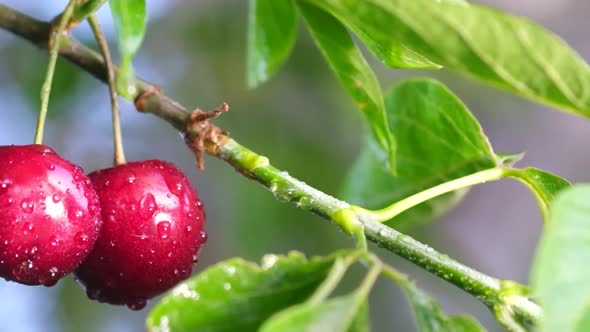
1,1,590,331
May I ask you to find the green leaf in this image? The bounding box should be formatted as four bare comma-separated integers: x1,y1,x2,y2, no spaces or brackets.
352,26,441,70
403,283,486,332
342,78,497,229
302,0,590,117
247,0,298,88
146,251,342,332
506,167,571,220
531,185,590,332
259,293,368,332
298,2,396,173
108,0,146,98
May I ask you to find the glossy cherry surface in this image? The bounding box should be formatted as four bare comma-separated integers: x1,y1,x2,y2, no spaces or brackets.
0,144,101,286
75,160,206,309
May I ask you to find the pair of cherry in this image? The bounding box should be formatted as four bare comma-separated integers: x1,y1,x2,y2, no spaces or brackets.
0,144,206,310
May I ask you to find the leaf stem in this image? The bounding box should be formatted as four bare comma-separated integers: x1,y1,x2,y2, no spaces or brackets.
34,0,76,144
356,258,383,298
379,261,408,285
353,167,506,222
0,6,542,328
307,254,359,304
88,14,126,165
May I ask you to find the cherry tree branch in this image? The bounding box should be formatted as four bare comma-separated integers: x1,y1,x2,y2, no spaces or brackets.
0,4,540,328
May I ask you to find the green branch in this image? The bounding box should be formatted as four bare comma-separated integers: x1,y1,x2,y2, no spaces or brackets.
0,4,540,327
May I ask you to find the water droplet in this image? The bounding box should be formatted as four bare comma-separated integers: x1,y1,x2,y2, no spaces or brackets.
196,200,203,208
127,174,137,184
297,196,314,210
73,165,83,174
86,288,101,300
68,208,84,223
173,284,200,299
140,193,157,218
22,222,33,234
48,164,55,170
41,267,60,286
223,282,232,291
199,230,208,244
29,145,54,155
271,185,292,202
185,225,193,233
20,200,34,213
75,232,89,246
0,197,13,207
0,178,12,193
52,194,61,203
192,254,199,263
224,266,236,276
164,176,185,197
172,183,183,196
157,221,171,239
127,298,147,310
261,254,279,269
11,260,34,282
50,236,61,247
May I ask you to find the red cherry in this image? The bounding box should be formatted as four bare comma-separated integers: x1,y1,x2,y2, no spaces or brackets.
0,144,101,286
75,160,206,310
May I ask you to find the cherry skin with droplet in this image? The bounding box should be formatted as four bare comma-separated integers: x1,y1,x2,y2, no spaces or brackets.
75,160,206,310
0,145,101,286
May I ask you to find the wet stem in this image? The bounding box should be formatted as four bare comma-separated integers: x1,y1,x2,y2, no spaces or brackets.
34,0,77,144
